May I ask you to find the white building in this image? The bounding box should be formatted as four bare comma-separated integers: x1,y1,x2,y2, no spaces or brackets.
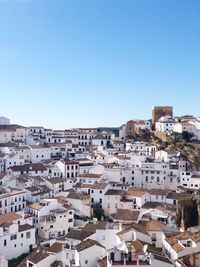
0,125,28,143
56,160,79,179
75,239,107,267
173,122,196,135
180,171,200,189
163,227,200,264
29,145,51,163
155,116,176,133
0,188,26,214
0,212,35,260
27,198,74,240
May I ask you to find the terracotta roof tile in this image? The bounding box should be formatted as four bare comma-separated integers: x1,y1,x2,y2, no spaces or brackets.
75,239,105,252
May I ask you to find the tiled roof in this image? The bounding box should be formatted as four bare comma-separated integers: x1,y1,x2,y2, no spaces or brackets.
148,189,170,196
75,239,105,252
28,202,44,210
113,209,140,222
96,221,108,230
90,183,108,190
19,224,34,232
131,240,144,253
47,242,63,254
78,173,102,178
143,220,166,232
98,256,108,267
127,188,147,197
105,189,124,196
27,250,50,264
10,163,47,172
166,230,200,253
46,177,64,184
66,229,94,241
0,212,22,225
67,190,89,200
82,223,97,233
0,173,6,180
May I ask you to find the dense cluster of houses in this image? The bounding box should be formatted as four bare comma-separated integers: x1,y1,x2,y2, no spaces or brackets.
0,110,200,267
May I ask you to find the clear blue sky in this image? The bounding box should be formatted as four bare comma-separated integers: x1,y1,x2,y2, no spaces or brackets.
0,0,200,129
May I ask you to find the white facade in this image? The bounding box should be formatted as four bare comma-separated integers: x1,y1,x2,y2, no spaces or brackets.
0,126,28,143
27,199,74,240
180,171,200,189
0,189,26,214
0,212,35,260
29,145,51,163
155,116,176,133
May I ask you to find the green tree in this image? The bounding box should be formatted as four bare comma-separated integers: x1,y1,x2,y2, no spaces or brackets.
93,202,105,220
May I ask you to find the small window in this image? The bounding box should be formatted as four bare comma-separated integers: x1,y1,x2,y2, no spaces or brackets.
26,232,31,239
10,234,17,240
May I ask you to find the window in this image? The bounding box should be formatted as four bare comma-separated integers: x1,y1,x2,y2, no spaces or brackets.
11,234,17,240
50,225,53,229
26,232,31,239
100,190,102,194
85,260,88,264
21,233,24,238
68,219,73,223
4,239,7,246
69,211,73,215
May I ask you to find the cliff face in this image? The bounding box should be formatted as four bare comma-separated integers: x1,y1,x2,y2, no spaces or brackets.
131,131,200,168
